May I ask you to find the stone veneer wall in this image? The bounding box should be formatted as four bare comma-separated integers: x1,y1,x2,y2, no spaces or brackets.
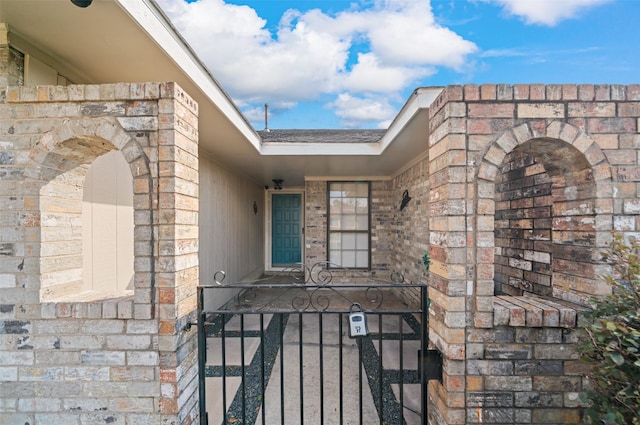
0,82,200,424
426,84,640,424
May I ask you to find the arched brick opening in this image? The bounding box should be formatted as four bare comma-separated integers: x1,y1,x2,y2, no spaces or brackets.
24,117,152,303
494,138,607,305
475,121,614,311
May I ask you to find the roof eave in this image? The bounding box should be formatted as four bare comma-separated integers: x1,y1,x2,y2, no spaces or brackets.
117,0,261,150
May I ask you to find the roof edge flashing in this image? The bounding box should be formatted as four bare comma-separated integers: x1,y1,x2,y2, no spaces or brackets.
117,0,261,150
379,86,443,152
261,142,382,156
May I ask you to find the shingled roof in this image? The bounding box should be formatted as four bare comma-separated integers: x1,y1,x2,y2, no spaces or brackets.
258,129,386,143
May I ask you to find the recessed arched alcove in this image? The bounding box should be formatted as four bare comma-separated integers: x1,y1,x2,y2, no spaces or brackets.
25,117,148,303
494,138,608,306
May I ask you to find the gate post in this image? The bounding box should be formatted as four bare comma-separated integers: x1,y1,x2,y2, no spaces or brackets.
196,286,207,425
421,285,428,425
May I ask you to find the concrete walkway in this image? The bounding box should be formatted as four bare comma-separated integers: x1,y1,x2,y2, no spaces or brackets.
204,309,423,425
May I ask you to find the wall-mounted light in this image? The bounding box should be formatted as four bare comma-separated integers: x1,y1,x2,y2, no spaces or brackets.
272,179,283,190
71,0,93,7
399,190,412,211
253,201,258,215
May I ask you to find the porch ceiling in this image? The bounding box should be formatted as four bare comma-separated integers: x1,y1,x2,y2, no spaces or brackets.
0,0,438,188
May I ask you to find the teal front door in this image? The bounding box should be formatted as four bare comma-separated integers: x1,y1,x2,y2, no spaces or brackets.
272,193,302,267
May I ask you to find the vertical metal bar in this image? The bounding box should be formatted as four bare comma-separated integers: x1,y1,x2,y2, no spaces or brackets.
221,314,227,424
421,286,428,425
319,313,324,424
399,314,404,422
197,287,207,425
261,314,266,425
339,313,344,425
378,313,383,425
241,314,246,424
358,338,363,425
280,314,285,425
299,313,304,424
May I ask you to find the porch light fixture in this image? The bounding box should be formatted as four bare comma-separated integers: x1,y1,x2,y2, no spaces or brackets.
71,0,93,7
399,190,412,211
272,179,283,190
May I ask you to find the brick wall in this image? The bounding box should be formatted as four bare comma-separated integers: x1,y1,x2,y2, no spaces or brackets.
0,24,24,87
305,179,395,282
424,84,640,424
304,176,431,289
495,150,554,297
465,324,588,424
0,83,199,424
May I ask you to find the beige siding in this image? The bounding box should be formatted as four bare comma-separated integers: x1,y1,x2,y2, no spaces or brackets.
82,150,135,296
25,54,58,85
199,151,264,309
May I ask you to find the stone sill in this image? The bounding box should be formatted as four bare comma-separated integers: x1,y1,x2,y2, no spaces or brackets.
41,290,140,319
493,294,590,328
46,289,134,303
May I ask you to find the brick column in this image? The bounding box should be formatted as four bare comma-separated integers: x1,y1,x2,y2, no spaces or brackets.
1,24,21,86
157,82,200,424
426,86,470,424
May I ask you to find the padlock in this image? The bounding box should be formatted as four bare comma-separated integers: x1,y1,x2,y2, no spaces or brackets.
349,303,368,338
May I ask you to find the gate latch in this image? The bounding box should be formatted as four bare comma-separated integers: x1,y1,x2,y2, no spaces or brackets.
349,303,368,338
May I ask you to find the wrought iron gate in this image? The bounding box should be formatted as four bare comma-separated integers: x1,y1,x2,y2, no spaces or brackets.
195,263,438,425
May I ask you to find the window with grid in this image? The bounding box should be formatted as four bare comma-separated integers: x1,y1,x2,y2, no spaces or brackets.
328,182,370,268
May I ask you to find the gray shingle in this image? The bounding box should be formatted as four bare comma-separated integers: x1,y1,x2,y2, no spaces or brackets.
258,129,385,143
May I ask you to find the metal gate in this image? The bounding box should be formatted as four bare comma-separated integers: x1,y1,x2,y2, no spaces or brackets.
195,263,440,425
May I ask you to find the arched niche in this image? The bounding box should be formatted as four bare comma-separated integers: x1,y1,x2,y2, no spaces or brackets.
475,121,614,307
24,117,151,303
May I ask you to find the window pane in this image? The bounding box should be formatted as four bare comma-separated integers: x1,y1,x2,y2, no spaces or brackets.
356,198,368,214
342,251,356,268
356,233,368,249
329,250,341,264
329,188,343,198
356,251,368,268
342,198,356,214
329,216,341,230
342,215,356,230
356,184,368,197
342,233,356,249
342,183,356,196
330,233,341,249
356,215,368,231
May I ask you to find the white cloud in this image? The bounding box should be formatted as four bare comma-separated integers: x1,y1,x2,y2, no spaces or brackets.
329,93,398,128
344,53,436,93
486,0,614,26
156,0,477,127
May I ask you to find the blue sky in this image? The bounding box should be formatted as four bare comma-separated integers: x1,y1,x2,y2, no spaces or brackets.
157,0,640,129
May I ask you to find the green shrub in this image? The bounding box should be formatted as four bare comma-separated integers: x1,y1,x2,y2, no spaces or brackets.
579,234,640,424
